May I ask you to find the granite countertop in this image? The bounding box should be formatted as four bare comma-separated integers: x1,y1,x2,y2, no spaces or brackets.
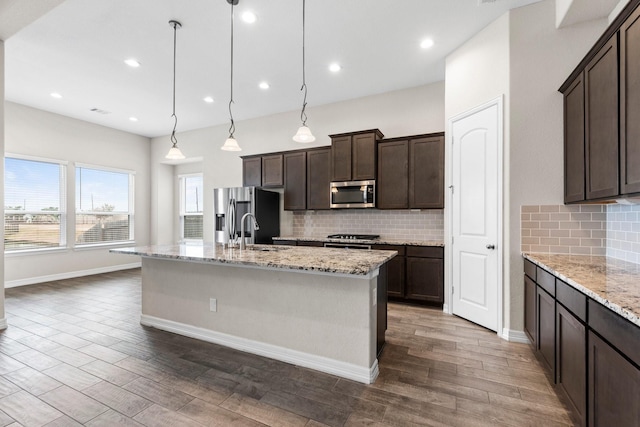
273,236,445,247
112,243,397,277
524,253,640,327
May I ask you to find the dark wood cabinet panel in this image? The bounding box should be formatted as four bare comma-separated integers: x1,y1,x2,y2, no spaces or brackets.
352,133,377,180
556,304,586,427
330,136,352,182
406,256,443,303
409,135,444,209
261,154,283,187
306,148,331,210
377,140,409,209
385,255,406,298
588,331,640,427
242,157,262,187
564,74,586,203
620,7,640,195
585,35,619,200
273,240,297,246
284,152,307,210
524,275,537,347
297,240,324,247
536,286,555,376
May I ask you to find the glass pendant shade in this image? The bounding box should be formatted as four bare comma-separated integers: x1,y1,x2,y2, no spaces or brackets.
166,145,185,160
293,125,315,143
221,136,241,151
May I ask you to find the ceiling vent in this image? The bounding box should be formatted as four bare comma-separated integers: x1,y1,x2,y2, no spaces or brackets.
90,108,111,115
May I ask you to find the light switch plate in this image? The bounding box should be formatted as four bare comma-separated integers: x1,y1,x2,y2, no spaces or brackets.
209,298,217,312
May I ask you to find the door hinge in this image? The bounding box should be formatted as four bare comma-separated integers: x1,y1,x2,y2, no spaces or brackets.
451,236,454,245
449,185,454,194
452,286,454,295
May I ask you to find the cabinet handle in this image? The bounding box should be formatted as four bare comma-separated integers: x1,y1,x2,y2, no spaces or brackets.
486,244,496,250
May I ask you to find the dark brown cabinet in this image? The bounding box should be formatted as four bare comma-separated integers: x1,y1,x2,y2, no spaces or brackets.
405,246,444,304
620,6,640,195
556,304,586,426
563,75,585,203
261,154,284,187
242,157,262,187
524,275,537,346
284,152,306,210
330,130,383,182
536,285,555,375
585,35,619,200
377,133,444,210
372,245,405,298
306,148,331,210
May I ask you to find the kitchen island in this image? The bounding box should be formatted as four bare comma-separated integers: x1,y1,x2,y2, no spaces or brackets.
111,243,396,384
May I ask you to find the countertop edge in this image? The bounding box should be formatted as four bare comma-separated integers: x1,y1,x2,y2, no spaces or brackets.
523,253,640,328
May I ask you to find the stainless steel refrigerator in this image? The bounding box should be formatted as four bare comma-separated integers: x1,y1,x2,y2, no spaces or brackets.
213,187,280,246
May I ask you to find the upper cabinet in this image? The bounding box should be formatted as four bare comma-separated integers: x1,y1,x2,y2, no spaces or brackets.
306,148,331,210
560,1,640,203
377,133,444,210
241,154,283,188
330,129,384,181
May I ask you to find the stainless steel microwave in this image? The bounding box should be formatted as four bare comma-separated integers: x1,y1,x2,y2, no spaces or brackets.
330,180,375,208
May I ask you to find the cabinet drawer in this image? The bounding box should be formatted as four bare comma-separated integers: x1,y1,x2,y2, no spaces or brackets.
406,246,443,258
589,300,640,367
536,267,556,296
273,240,297,246
524,259,537,280
556,279,586,323
372,244,405,256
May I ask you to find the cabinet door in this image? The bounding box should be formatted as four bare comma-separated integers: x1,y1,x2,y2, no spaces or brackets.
243,157,262,187
331,136,352,181
306,148,331,210
536,286,555,376
377,140,409,209
585,35,619,200
564,74,586,203
386,256,406,298
284,152,307,210
261,154,283,187
588,331,640,427
524,275,537,347
406,256,443,303
556,304,586,427
409,135,444,209
620,7,640,195
352,133,377,180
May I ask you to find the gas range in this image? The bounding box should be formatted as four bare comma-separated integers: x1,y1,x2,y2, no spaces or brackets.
327,234,380,240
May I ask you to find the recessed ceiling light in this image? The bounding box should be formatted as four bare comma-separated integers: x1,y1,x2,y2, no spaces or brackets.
420,38,434,49
203,96,214,103
329,63,341,73
124,58,141,68
50,92,62,99
129,117,138,122
242,11,257,23
259,82,269,90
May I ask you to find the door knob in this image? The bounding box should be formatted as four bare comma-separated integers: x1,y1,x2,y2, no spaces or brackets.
486,244,496,250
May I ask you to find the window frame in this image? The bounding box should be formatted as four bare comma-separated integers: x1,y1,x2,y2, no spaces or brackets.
74,162,135,248
179,173,204,242
4,153,68,254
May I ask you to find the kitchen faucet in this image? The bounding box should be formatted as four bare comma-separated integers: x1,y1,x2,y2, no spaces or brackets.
240,213,260,250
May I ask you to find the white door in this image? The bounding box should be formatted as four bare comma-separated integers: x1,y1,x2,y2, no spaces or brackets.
449,99,502,332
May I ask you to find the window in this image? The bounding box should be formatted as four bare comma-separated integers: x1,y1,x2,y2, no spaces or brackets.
180,174,203,241
4,156,66,251
76,165,134,245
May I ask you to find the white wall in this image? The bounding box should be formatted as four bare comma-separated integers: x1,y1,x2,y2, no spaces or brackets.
150,82,445,244
0,41,5,326
4,102,151,286
508,0,607,331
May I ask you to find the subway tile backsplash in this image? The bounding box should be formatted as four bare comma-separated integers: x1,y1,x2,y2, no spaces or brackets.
522,204,640,263
291,209,444,242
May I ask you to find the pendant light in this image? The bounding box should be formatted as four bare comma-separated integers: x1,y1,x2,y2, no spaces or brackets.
221,0,241,151
166,20,186,160
293,0,315,143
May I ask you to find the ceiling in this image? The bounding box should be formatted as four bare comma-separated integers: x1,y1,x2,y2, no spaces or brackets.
4,0,549,138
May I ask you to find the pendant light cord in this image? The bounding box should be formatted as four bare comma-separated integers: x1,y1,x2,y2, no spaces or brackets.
170,21,179,148
228,2,236,138
300,0,308,126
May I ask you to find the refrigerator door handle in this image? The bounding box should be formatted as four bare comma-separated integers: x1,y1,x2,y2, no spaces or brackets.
227,199,234,243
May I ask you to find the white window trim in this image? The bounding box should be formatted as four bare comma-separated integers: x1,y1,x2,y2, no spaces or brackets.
179,173,203,243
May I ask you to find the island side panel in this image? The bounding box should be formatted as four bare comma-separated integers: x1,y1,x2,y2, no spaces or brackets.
140,257,378,374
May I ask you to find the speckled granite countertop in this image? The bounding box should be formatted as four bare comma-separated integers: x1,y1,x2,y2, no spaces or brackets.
524,253,640,328
273,236,445,247
112,243,397,277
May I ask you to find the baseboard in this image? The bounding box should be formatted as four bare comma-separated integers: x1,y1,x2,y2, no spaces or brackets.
501,328,531,344
4,263,142,288
0,318,7,330
141,314,379,384
442,304,450,314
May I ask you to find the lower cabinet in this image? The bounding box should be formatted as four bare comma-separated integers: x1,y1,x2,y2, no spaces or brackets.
556,304,586,426
372,245,405,298
536,286,556,375
524,275,537,346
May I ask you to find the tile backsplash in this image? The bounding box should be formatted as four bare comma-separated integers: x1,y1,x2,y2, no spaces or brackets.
522,204,640,263
291,209,444,242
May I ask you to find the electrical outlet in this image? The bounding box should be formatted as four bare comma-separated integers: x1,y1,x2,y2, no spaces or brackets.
209,298,217,312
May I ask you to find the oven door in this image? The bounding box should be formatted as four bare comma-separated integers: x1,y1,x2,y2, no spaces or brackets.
330,180,375,208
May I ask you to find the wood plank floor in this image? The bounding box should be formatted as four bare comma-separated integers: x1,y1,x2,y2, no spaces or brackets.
0,269,574,426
